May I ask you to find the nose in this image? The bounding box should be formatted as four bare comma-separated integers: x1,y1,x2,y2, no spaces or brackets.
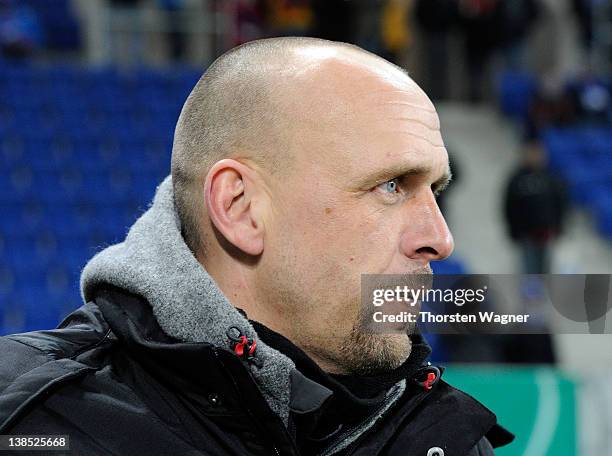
399,191,454,263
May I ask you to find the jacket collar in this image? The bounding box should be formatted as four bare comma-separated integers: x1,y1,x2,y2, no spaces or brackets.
79,176,499,454
80,176,296,424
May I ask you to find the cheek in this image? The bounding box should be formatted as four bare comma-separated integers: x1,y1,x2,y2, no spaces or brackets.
351,210,401,267
309,199,402,271
271,183,402,271
265,191,341,273
281,189,344,246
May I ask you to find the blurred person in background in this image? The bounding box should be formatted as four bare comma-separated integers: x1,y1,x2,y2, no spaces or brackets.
572,0,594,53
457,0,503,102
0,0,42,59
158,0,187,61
231,0,265,46
525,76,578,139
311,0,356,43
414,0,457,100
106,0,145,65
498,0,540,71
503,141,568,274
259,0,313,37
380,0,412,65
352,0,385,55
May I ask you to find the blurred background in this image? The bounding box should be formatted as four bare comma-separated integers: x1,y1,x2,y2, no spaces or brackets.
0,0,611,453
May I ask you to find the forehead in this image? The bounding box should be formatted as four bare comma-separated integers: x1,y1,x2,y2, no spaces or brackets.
280,49,448,184
357,87,446,171
303,71,447,182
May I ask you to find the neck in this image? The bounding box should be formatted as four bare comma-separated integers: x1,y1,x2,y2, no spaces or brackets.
201,253,349,374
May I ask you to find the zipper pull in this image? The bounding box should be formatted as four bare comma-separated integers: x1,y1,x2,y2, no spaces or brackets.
226,326,263,368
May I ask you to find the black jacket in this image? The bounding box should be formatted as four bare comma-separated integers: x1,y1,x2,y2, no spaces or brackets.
0,177,514,455
504,166,568,241
0,287,513,455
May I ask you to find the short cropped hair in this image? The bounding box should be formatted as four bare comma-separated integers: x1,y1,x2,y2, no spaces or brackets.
171,38,294,255
171,37,396,256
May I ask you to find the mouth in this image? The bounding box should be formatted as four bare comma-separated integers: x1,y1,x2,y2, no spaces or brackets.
359,269,433,334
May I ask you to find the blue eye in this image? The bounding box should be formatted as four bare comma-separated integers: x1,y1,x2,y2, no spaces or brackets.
383,179,399,193
374,178,403,199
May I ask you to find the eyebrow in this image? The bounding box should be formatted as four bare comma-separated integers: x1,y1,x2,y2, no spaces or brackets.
432,170,452,195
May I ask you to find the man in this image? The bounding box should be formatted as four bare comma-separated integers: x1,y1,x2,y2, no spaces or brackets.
0,38,513,454
504,141,568,274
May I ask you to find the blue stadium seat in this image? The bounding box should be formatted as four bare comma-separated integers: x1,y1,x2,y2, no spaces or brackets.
0,306,27,336
130,172,162,203
22,0,81,51
544,127,612,208
17,286,64,332
0,63,209,333
1,232,60,274
597,206,612,239
42,205,94,238
0,264,15,301
0,203,46,237
498,71,538,121
431,258,468,275
542,128,583,173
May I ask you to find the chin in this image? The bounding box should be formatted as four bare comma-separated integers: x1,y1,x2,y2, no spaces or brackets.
340,332,412,376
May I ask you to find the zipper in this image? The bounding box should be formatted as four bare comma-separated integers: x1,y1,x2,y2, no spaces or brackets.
212,347,296,455
323,365,444,455
320,380,434,456
317,380,406,456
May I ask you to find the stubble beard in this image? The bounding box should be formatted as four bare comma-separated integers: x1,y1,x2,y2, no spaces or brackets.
336,315,413,376
262,255,421,376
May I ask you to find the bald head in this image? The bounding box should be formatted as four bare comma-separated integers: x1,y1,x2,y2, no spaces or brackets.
171,37,417,255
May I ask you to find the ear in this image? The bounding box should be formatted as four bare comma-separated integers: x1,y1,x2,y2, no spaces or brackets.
204,159,266,256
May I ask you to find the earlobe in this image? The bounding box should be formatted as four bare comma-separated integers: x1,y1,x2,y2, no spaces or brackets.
204,159,265,256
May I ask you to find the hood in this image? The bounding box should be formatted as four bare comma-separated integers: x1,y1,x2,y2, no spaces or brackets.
80,176,296,424
79,176,411,448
